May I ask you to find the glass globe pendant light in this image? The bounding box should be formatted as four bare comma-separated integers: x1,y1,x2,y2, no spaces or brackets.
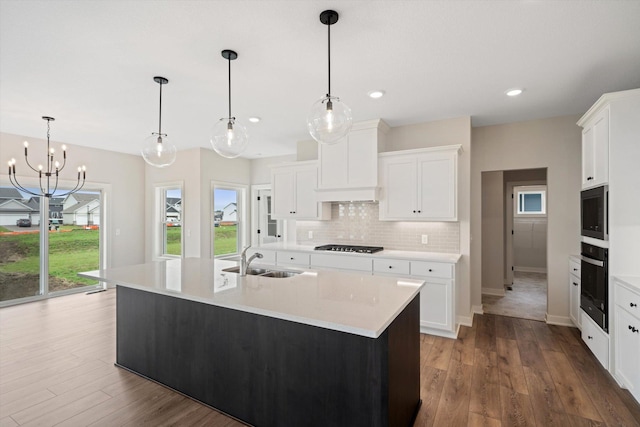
307,10,353,145
141,76,177,168
210,49,248,159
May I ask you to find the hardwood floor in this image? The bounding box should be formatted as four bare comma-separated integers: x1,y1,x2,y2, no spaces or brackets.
1,290,639,426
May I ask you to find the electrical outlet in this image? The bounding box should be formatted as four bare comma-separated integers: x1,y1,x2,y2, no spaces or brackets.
421,235,428,244
308,231,313,239
115,228,120,236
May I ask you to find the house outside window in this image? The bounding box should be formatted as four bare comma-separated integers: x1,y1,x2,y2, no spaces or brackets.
514,185,547,217
156,184,182,258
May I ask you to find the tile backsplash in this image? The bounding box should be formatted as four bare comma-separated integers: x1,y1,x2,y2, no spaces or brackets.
296,202,460,253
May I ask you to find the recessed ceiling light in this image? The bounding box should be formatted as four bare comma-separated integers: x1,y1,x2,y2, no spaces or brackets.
506,88,524,97
368,90,385,99
248,116,261,123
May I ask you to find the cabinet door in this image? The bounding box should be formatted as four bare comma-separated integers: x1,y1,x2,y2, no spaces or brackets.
569,274,581,329
271,169,294,219
419,277,453,331
379,156,417,219
318,138,348,189
582,126,595,187
592,107,609,187
615,307,640,402
417,152,457,220
294,167,320,219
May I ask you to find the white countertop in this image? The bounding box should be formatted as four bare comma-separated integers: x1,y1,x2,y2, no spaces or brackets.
257,242,461,263
80,258,424,339
614,276,640,293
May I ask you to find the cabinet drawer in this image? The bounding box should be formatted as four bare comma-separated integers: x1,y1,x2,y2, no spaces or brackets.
615,283,640,318
276,251,310,267
410,261,453,279
373,259,410,275
310,254,372,272
569,258,581,278
581,312,609,369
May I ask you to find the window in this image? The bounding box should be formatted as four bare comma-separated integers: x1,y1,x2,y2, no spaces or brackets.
515,186,546,216
156,184,182,258
213,183,246,257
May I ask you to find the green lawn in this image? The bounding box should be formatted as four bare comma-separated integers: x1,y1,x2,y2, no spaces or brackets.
214,225,238,256
0,227,99,286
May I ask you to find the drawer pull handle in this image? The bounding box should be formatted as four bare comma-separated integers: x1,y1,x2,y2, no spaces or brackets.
587,176,593,181
428,269,433,272
631,303,638,308
412,210,416,213
587,335,593,340
573,282,578,286
388,266,393,269
573,268,578,271
630,325,639,333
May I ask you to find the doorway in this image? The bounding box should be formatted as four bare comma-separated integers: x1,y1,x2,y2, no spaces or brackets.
251,186,283,246
481,168,548,321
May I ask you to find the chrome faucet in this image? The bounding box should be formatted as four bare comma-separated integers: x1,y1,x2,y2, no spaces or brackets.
240,246,263,276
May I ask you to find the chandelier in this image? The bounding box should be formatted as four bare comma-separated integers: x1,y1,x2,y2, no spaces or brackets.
7,116,86,198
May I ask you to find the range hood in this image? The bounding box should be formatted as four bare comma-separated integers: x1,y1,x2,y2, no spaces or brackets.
315,119,388,203
315,186,379,202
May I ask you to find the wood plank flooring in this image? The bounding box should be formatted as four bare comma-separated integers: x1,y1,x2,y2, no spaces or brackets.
1,290,640,426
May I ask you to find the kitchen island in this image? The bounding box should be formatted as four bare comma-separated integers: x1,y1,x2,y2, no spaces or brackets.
80,258,424,427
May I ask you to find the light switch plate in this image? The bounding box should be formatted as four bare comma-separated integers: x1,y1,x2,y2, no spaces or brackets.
421,235,428,244
308,231,313,239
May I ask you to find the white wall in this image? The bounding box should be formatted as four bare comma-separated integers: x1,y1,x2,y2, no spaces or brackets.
481,171,504,295
471,115,582,325
0,131,146,269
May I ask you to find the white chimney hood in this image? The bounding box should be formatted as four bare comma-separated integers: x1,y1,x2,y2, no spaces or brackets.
315,119,389,202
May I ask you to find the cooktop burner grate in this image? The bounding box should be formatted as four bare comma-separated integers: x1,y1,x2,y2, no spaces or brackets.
313,244,384,254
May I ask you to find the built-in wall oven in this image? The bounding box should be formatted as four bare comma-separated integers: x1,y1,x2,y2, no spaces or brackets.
581,185,608,241
580,242,608,331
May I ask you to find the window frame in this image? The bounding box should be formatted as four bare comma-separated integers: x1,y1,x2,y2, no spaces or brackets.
211,181,247,259
514,185,547,217
154,182,184,260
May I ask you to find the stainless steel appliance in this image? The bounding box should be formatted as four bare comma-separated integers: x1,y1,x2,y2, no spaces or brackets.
580,242,608,331
581,185,608,241
314,244,384,254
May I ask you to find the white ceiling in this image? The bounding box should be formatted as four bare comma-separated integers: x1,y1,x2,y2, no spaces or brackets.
1,1,639,159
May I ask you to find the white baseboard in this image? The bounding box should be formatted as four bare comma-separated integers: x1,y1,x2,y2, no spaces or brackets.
457,312,474,328
482,287,506,297
514,266,547,273
545,313,574,327
472,304,484,315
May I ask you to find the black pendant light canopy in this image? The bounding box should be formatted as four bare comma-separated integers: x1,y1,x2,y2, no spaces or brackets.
307,9,353,145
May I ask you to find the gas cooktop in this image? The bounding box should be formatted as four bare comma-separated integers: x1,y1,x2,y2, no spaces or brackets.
313,244,384,254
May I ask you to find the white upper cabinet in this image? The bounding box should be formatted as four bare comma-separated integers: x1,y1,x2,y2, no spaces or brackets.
379,145,461,221
580,105,609,189
271,161,331,220
316,119,389,202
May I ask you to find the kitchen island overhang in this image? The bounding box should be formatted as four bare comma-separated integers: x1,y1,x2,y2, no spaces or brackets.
81,258,424,427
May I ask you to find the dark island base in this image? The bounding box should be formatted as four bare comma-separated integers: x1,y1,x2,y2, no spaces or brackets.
116,286,421,427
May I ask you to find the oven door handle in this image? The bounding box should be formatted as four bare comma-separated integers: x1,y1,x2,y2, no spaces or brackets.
581,255,604,267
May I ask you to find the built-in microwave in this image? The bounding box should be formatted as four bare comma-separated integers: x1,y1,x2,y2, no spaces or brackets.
581,185,608,241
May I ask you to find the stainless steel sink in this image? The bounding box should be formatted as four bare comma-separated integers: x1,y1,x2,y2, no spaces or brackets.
222,266,300,278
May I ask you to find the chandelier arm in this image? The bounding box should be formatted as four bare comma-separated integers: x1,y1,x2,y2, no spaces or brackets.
58,156,67,172
50,173,60,198
9,174,39,197
23,154,41,173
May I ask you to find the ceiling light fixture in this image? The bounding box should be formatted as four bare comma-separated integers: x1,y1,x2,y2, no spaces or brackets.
248,116,261,123
506,88,524,97
7,116,86,198
210,49,248,159
368,90,385,99
307,10,352,145
141,76,177,168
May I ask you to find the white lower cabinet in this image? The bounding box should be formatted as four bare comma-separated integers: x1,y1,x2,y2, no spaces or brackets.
255,248,458,338
581,311,609,370
569,257,581,329
614,278,640,403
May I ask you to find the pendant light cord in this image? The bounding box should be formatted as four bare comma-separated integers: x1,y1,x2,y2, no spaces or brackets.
228,55,232,120
158,80,163,135
327,21,331,97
